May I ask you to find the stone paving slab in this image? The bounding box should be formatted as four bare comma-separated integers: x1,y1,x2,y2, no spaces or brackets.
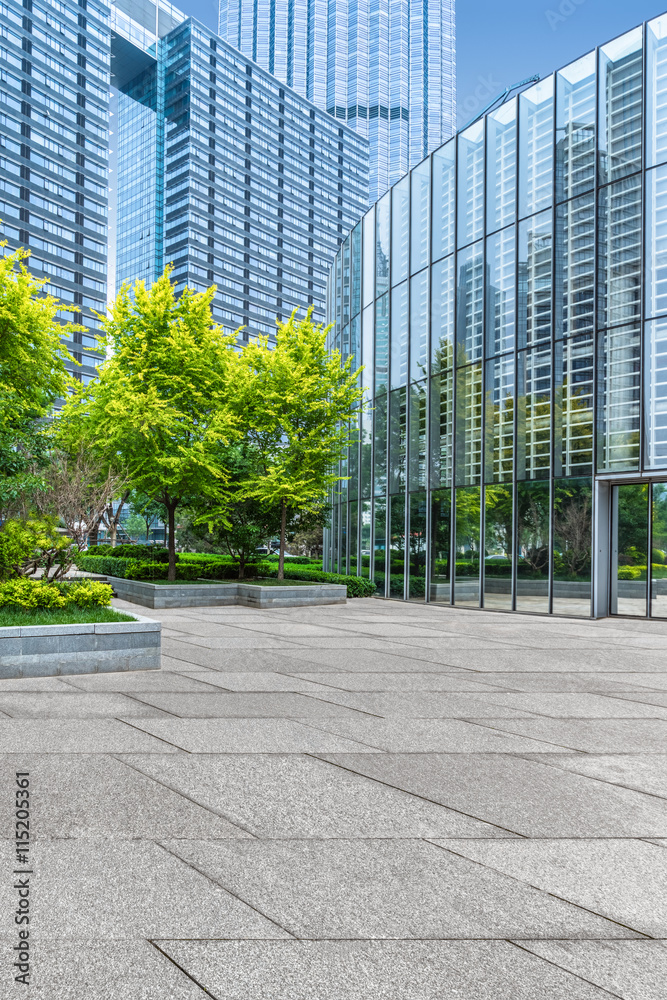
129,691,369,718
515,940,667,1000
466,717,667,752
0,692,173,718
155,940,620,1000
516,753,667,800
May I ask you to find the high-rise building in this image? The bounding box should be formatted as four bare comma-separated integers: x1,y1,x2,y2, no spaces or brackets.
326,15,667,623
111,0,369,338
218,0,456,203
0,0,110,386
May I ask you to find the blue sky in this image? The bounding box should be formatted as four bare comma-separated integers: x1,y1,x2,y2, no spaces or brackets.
174,0,666,126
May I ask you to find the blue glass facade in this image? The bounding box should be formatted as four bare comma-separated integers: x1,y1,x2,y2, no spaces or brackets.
113,6,369,337
327,17,667,620
218,0,456,203
0,0,110,387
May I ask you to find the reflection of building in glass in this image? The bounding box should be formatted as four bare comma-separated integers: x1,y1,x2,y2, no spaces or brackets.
326,16,667,620
218,0,456,203
112,1,369,339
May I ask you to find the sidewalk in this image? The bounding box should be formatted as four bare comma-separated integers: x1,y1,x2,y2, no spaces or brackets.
2,597,666,997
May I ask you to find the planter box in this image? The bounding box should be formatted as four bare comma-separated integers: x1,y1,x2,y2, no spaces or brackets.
106,576,347,610
0,614,161,679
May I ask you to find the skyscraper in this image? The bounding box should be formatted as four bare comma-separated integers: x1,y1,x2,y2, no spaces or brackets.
111,0,369,338
218,0,456,203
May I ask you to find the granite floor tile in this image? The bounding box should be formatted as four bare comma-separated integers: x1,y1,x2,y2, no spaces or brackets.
314,753,667,837
308,691,540,718
469,673,662,693
124,753,513,839
516,753,667,800
160,644,314,670
455,692,667,719
129,691,368,718
164,839,637,940
0,720,177,753
467,718,667,752
433,839,667,937
287,672,506,692
0,754,249,840
123,718,383,753
182,671,338,693
400,648,667,672
156,940,619,1000
0,840,290,940
0,692,173,718
63,670,222,693
516,940,667,1000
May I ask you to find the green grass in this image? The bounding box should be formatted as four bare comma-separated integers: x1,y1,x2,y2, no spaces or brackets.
0,607,135,628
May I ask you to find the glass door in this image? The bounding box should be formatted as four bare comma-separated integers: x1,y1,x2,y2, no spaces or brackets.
610,483,648,617
651,484,667,618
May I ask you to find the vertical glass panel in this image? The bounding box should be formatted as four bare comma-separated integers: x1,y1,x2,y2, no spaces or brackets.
391,175,410,286
411,160,430,274
597,325,641,471
408,493,427,602
349,314,361,372
342,236,350,326
361,304,374,398
516,479,550,613
373,495,387,595
517,345,552,480
611,483,648,616
556,52,596,201
389,494,405,598
360,402,373,498
552,477,592,617
646,165,667,320
484,355,514,483
362,205,375,306
375,293,389,396
351,224,361,318
599,27,643,184
360,499,372,578
373,388,388,495
348,418,359,500
430,488,451,603
456,241,484,364
408,380,427,490
518,210,553,348
484,484,513,610
598,175,642,330
331,502,339,574
432,138,456,261
389,386,407,494
341,324,350,365
335,252,342,328
519,76,554,218
455,363,483,486
348,501,358,575
431,255,455,371
457,120,485,248
645,317,667,469
554,334,594,477
410,269,428,381
555,193,595,340
430,368,453,488
454,486,481,607
339,499,348,575
486,227,516,356
486,99,517,233
651,483,667,617
376,193,390,296
648,15,667,168
390,281,408,388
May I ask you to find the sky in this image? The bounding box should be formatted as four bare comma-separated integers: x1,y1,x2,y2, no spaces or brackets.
173,0,667,127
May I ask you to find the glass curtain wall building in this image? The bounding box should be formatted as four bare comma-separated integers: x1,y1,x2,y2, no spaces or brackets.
112,3,369,336
0,0,110,386
217,0,456,203
326,16,667,620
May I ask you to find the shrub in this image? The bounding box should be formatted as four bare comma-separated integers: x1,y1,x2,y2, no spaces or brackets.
0,517,77,581
124,560,203,582
0,578,112,609
617,565,643,580
262,564,375,597
88,544,169,562
653,549,666,565
74,556,134,578
198,561,270,580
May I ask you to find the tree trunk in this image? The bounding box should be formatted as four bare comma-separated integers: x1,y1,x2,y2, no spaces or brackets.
238,552,246,580
166,500,177,582
109,521,117,548
278,500,287,581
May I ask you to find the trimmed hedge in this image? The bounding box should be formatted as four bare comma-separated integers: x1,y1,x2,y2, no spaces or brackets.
0,578,113,609
198,562,270,580
87,544,169,562
74,556,134,578
124,561,203,581
262,565,375,597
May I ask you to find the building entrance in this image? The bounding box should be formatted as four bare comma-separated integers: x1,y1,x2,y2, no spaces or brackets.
610,483,667,619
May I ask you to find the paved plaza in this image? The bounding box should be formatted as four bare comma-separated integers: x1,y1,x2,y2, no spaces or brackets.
2,597,667,997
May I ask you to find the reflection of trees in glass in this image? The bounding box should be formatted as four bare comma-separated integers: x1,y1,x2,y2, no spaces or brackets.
617,483,648,564
652,485,667,565
517,481,550,576
409,493,427,576
431,488,451,582
553,478,592,579
389,495,405,596
455,486,481,569
484,485,513,559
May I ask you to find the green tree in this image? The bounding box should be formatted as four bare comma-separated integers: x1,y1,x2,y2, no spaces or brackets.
236,308,364,579
124,513,147,541
61,268,241,580
0,244,75,516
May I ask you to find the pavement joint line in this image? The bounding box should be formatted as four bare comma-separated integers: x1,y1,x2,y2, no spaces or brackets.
148,940,223,998
111,754,260,838
115,717,194,753
114,692,189,719
507,940,626,999
156,841,298,939
423,839,654,939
